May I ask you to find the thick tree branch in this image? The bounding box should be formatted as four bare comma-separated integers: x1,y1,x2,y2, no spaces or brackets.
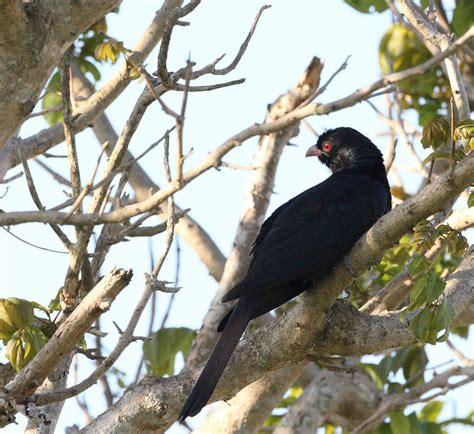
23,355,73,434
274,368,381,433
196,364,303,434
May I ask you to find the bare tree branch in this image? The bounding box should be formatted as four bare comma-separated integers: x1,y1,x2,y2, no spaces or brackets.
274,368,381,434
196,364,303,434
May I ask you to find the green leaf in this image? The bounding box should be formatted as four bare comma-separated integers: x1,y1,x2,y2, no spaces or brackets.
0,309,14,340
46,71,61,92
445,230,468,257
410,308,433,343
412,220,439,252
48,288,63,312
261,414,283,429
407,275,427,312
378,24,448,127
407,412,422,434
417,421,442,434
5,327,48,371
425,271,445,303
344,0,388,13
468,191,474,208
402,346,428,384
79,58,101,81
41,91,63,126
359,363,385,389
126,61,141,80
0,298,35,340
143,327,196,376
450,325,469,338
390,410,410,434
378,355,394,382
419,401,444,422
387,381,403,394
421,119,451,149
431,298,455,334
408,255,431,277
451,0,474,36
391,346,412,373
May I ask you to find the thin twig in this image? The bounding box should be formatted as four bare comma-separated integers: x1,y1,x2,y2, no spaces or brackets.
27,104,63,119
64,141,108,220
176,60,192,186
427,159,435,183
195,4,271,77
134,240,157,383
160,237,181,329
0,226,69,254
352,366,474,434
449,97,456,178
72,356,93,424
156,0,201,87
447,340,474,366
94,318,114,407
35,158,72,187
304,55,351,105
221,161,260,171
0,171,23,184
19,148,72,249
60,49,82,204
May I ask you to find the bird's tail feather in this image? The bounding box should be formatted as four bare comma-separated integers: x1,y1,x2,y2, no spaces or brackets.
178,300,252,422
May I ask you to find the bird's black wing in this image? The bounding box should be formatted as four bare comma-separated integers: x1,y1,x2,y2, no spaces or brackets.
223,171,389,302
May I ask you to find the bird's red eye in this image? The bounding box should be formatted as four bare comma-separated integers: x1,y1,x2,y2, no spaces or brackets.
323,143,332,152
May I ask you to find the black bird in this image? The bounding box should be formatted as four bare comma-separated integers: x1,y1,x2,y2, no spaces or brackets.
179,127,391,421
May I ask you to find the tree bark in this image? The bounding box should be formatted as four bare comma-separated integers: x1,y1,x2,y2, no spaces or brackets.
0,0,121,149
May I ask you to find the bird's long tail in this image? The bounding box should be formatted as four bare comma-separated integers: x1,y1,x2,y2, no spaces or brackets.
178,299,252,422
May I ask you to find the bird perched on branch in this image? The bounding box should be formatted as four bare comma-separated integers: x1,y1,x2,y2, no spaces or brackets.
179,127,391,421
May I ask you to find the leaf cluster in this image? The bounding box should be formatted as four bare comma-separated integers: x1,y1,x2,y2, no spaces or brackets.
0,298,50,371
143,327,196,376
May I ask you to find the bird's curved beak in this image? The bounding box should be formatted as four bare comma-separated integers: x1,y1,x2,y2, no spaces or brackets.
305,144,323,158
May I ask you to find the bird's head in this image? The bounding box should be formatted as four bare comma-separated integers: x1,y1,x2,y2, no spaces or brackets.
306,127,386,177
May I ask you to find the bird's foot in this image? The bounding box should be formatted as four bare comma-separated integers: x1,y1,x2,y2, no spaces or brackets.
343,255,358,278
